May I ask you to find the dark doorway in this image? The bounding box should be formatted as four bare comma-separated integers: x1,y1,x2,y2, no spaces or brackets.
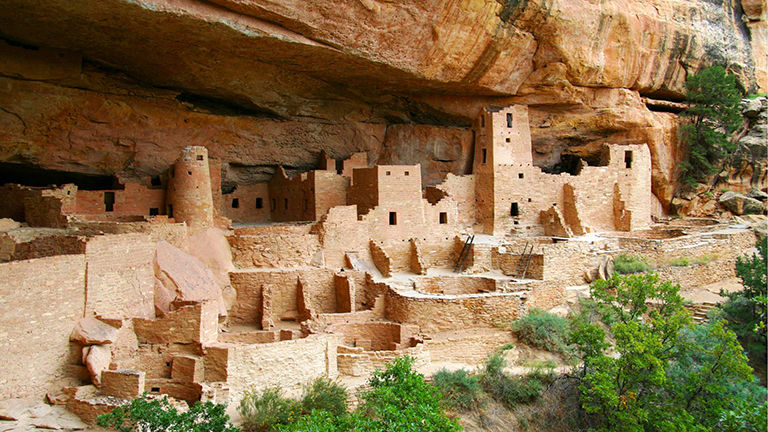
389,212,397,225
104,192,115,212
510,202,519,217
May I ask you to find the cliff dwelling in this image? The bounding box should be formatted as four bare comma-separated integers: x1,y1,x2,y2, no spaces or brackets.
0,0,766,429
0,103,761,426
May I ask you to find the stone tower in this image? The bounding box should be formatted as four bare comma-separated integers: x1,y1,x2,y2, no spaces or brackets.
166,146,214,229
473,105,532,234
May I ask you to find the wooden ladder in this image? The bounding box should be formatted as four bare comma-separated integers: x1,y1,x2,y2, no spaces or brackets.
454,235,475,273
514,242,534,279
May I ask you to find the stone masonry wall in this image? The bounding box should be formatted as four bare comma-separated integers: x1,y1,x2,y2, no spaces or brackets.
84,233,155,319
0,254,86,400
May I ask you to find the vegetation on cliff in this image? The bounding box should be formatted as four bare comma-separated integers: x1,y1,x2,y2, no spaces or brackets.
679,65,744,188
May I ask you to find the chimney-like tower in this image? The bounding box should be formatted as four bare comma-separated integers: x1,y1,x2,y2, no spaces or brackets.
166,146,214,229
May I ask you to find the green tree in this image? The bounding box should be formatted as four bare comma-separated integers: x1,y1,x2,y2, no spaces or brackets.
719,238,768,363
679,65,744,187
570,274,757,432
97,397,240,432
358,356,461,432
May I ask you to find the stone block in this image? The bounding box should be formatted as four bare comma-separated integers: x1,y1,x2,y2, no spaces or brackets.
171,355,204,383
70,317,119,345
100,369,145,400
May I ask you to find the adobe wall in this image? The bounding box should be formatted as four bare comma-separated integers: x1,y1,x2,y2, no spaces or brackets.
491,248,544,279
434,173,475,228
327,322,418,351
214,334,339,407
222,184,270,223
228,268,336,326
133,302,219,345
74,183,165,217
0,254,86,400
84,233,155,319
414,276,497,295
0,231,86,262
314,206,373,270
0,184,36,221
229,232,321,268
337,344,429,377
384,289,523,334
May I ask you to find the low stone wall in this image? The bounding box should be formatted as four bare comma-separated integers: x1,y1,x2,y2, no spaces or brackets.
414,276,497,295
337,343,429,377
229,232,321,269
385,289,523,334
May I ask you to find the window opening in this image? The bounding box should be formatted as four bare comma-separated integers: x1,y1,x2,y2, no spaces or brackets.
439,212,447,224
150,176,161,186
518,173,524,179
506,138,511,143
404,171,409,176
506,112,513,127
168,204,173,218
284,198,288,210
149,208,159,216
104,192,115,212
196,155,204,161
624,150,633,169
389,212,397,225
256,198,263,209
510,202,519,217
482,149,487,164
231,198,239,208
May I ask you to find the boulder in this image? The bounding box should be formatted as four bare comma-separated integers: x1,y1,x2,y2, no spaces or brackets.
155,240,226,317
84,344,111,386
719,191,765,215
0,218,20,232
748,189,768,201
70,317,119,345
741,97,766,118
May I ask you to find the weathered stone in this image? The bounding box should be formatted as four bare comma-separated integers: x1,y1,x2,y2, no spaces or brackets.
155,240,226,316
0,400,28,421
101,370,145,400
748,189,768,201
84,344,111,386
70,317,119,345
719,191,765,215
0,219,20,232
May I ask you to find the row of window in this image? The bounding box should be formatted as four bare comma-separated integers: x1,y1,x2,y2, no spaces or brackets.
388,211,448,225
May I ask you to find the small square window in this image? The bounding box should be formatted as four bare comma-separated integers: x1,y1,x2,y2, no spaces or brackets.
196,155,204,161
386,171,391,176
149,208,159,216
389,212,397,225
528,198,532,202
518,173,524,179
510,202,519,217
256,198,263,209
506,138,511,143
439,212,447,224
404,171,409,176
231,198,239,208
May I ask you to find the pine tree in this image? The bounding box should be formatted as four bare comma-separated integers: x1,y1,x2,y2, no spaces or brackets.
679,65,743,187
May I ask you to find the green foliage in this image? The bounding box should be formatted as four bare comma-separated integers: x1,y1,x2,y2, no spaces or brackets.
96,397,239,432
432,369,484,411
679,65,744,187
668,257,690,267
239,387,301,432
511,308,572,357
569,273,759,432
358,356,461,432
613,254,649,274
479,352,552,407
300,378,348,418
719,238,768,363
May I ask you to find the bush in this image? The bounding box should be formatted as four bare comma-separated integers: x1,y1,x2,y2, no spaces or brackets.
613,254,648,274
300,377,348,418
359,356,461,432
97,397,239,432
432,368,484,411
480,352,549,406
669,257,690,267
239,387,301,432
511,308,571,356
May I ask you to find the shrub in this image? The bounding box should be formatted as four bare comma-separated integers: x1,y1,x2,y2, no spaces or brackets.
300,377,348,418
239,387,301,432
480,352,548,406
613,254,648,274
97,396,239,432
359,356,461,432
432,368,484,410
511,308,571,356
669,257,690,267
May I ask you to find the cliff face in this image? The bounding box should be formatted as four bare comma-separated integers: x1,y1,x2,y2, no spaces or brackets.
0,0,762,209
